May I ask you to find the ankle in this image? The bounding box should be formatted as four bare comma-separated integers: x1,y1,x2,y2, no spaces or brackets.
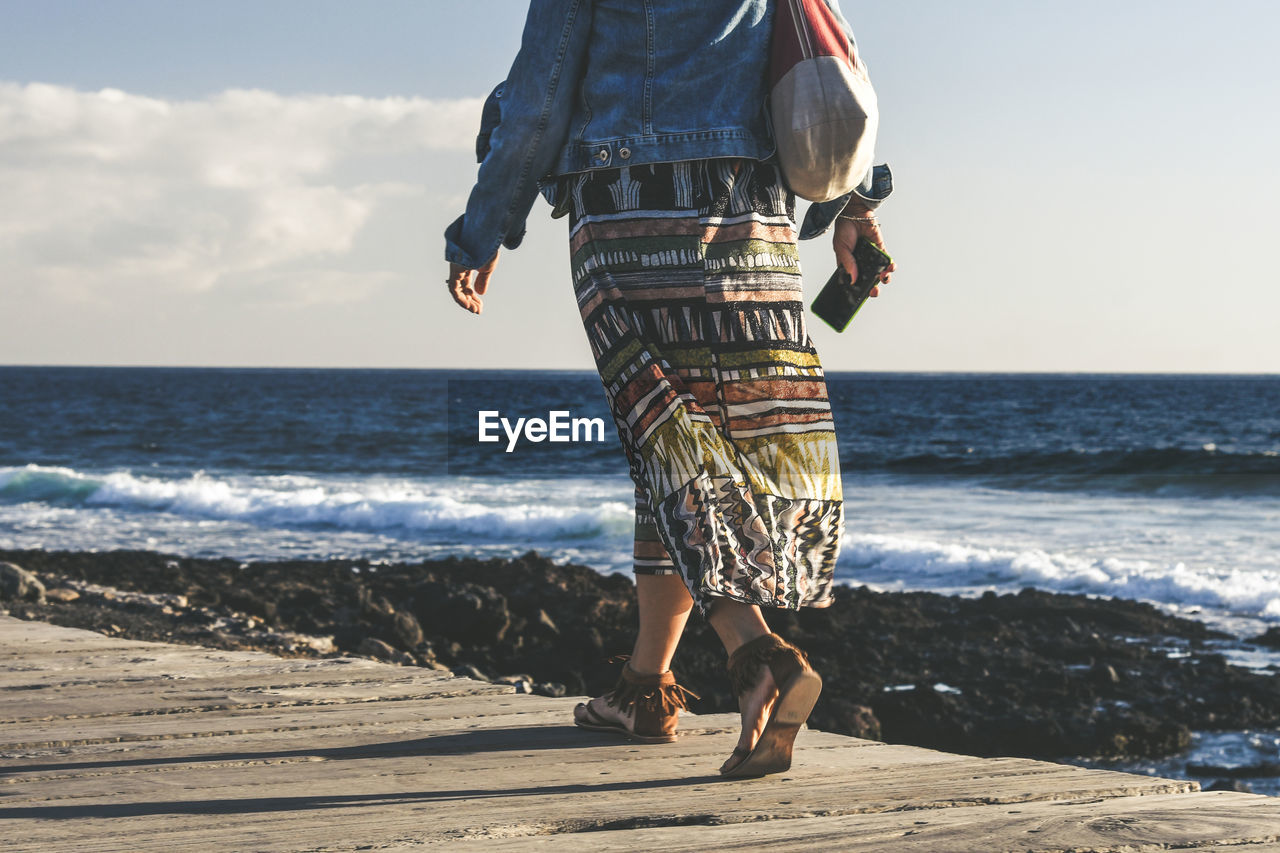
621,661,676,686
713,623,772,658
708,600,771,655
626,660,668,677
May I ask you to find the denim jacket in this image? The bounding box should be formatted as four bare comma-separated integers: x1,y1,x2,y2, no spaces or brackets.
444,0,893,269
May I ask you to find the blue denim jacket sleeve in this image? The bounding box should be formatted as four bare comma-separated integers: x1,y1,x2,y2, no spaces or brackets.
444,0,593,269
798,163,894,240
797,0,893,241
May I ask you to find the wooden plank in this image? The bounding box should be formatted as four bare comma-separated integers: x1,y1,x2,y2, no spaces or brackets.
0,616,142,639
0,726,877,796
7,615,1278,853
0,726,1196,848
0,617,514,721
0,661,479,686
0,649,394,688
0,640,172,655
450,791,1280,852
4,697,1162,811
0,701,744,762
0,780,1208,853
0,670,515,721
0,615,349,675
0,690,564,751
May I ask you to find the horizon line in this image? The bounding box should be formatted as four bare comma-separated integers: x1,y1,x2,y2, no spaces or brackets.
2,364,1279,378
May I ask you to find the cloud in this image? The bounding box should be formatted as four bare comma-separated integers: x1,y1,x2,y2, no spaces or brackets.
0,82,482,298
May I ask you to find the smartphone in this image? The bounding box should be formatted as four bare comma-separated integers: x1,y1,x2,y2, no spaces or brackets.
810,237,894,333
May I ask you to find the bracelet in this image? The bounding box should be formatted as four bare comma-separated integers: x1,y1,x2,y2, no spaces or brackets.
838,213,879,223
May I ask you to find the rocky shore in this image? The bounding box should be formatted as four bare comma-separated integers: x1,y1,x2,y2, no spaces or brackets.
3,549,1278,773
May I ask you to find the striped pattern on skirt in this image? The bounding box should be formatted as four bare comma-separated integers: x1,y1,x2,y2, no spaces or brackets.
565,158,843,613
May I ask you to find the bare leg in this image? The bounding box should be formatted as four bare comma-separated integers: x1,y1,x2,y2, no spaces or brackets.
629,573,695,674
707,597,770,656
574,572,694,734
708,598,775,770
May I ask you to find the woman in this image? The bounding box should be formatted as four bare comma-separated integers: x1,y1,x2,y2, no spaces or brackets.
445,0,895,778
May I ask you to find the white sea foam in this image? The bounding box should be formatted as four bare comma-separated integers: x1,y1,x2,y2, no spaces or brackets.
2,464,1278,626
0,465,633,542
840,532,1280,624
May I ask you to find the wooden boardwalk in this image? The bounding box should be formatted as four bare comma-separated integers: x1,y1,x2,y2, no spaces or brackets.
3,614,1280,851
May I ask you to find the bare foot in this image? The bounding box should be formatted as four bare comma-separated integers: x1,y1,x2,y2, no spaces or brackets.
720,665,779,773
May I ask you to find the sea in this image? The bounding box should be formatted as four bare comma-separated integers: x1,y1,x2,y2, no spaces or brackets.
1,366,1278,790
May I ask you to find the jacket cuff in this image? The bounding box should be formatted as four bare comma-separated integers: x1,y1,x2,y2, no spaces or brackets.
798,163,894,240
444,216,477,268
443,213,524,270
851,162,894,210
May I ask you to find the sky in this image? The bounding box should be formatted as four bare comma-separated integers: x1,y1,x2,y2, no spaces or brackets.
2,0,1278,373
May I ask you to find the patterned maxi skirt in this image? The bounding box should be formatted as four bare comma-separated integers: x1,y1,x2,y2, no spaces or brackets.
564,158,843,614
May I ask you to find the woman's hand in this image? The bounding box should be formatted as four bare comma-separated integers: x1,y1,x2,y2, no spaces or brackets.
832,206,896,298
447,251,500,315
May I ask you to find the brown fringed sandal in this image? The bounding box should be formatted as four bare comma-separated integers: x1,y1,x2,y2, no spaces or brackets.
573,661,698,744
720,633,822,778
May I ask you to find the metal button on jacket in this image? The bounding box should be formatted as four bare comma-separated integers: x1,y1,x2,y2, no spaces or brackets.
619,147,631,160
596,148,610,163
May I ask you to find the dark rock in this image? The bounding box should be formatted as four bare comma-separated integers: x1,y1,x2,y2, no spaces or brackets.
494,673,534,686
365,594,395,620
358,637,397,661
1205,779,1254,792
413,641,439,667
1250,627,1280,649
222,589,277,623
0,562,45,603
185,585,221,608
536,608,559,634
453,664,490,682
1092,662,1121,684
1187,761,1280,778
813,701,881,741
3,547,1277,766
1095,714,1191,759
392,610,424,648
331,623,371,653
413,582,511,645
533,682,566,698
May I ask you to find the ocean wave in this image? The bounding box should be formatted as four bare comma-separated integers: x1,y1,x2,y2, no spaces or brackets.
0,465,633,542
3,463,1278,623
840,533,1280,621
847,447,1280,497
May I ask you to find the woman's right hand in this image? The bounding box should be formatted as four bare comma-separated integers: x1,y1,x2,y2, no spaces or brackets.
832,207,895,297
